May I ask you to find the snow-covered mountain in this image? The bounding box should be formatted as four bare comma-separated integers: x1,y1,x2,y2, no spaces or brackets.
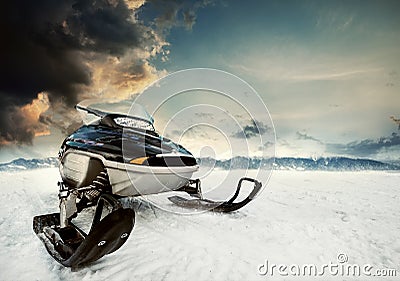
0,157,59,172
1,156,399,172
199,156,400,171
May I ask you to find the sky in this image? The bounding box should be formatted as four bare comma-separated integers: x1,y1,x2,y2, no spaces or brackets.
0,0,399,162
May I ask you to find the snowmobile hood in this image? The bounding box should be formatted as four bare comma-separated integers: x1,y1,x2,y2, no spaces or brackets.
60,101,197,167
61,123,196,166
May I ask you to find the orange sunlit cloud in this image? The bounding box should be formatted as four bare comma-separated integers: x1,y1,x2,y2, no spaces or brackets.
20,92,51,138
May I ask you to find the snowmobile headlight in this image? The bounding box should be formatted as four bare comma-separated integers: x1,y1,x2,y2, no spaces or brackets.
129,156,149,165
114,117,154,131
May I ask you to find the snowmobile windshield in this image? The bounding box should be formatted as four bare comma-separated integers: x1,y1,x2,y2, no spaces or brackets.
76,99,155,131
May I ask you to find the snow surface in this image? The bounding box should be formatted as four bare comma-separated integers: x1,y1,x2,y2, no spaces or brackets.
0,168,399,280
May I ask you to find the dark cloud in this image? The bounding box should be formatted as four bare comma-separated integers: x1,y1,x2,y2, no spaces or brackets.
296,131,324,144
232,120,271,139
0,0,212,147
0,0,151,107
326,132,400,157
153,1,180,30
0,0,155,145
0,101,35,145
148,0,213,31
0,93,50,145
39,105,83,136
390,116,400,130
183,10,196,30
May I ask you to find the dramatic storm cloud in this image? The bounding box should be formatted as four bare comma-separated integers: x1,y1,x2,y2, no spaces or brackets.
0,0,149,106
0,0,209,147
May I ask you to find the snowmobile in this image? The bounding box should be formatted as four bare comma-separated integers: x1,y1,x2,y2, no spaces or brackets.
33,102,262,267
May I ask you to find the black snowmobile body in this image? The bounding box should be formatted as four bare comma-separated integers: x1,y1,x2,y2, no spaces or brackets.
59,115,196,165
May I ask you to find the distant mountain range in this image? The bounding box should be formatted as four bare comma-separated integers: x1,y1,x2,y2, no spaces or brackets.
198,157,400,171
0,157,59,172
0,156,399,172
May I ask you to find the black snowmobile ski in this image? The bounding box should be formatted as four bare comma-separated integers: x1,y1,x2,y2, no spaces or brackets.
33,194,135,267
168,177,262,213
